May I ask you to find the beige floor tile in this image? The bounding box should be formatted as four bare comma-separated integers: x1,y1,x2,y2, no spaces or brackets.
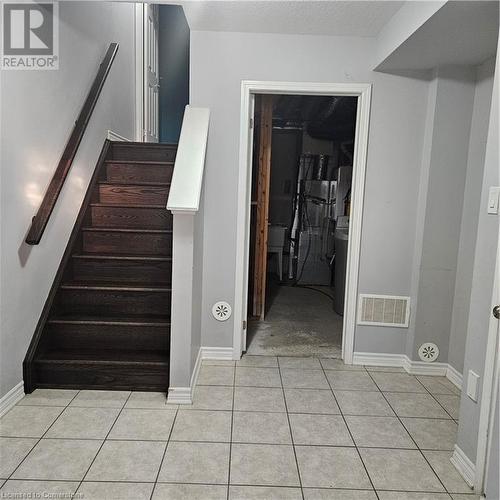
0,480,79,497
359,448,444,492
370,372,426,393
402,418,458,450
45,407,119,439
235,367,282,387
434,394,460,419
77,482,154,499
345,415,415,449
230,443,300,486
203,359,236,366
237,355,278,368
281,369,329,389
417,376,460,395
0,406,63,438
232,411,291,444
17,389,78,407
12,439,101,480
0,437,37,477
326,371,378,391
86,440,165,482
171,410,231,442
278,356,322,369
284,388,340,414
289,413,353,446
303,489,377,499
125,392,174,409
187,385,233,411
334,390,395,416
320,358,366,371
158,441,230,484
423,451,475,494
234,387,286,412
384,393,451,418
69,390,130,408
196,365,235,386
296,445,372,489
230,485,302,499
377,493,451,499
108,409,176,440
154,483,228,499
450,495,481,500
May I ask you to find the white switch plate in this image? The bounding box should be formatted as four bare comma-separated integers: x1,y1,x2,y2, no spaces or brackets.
487,187,500,214
466,370,480,402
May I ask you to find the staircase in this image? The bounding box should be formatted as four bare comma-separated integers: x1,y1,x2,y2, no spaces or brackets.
24,141,176,392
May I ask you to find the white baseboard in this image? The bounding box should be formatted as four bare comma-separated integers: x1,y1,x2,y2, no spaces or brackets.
0,381,24,417
167,347,203,405
451,444,476,488
446,364,463,390
201,347,234,360
353,351,462,382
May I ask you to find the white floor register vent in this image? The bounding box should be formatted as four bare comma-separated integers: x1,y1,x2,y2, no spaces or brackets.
358,294,410,328
212,301,232,321
418,342,440,362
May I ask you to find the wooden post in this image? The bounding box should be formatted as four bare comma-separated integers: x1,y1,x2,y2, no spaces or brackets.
252,95,273,319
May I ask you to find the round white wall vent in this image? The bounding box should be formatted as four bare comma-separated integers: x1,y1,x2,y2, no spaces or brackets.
212,301,232,321
418,342,439,362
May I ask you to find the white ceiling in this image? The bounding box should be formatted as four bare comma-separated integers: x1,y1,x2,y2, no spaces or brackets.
178,1,405,37
377,1,499,71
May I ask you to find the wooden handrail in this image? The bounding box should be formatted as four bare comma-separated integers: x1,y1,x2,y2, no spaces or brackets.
25,43,119,245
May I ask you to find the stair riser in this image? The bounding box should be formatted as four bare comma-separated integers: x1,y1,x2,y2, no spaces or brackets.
47,323,170,352
82,231,172,256
106,163,173,183
72,258,172,284
57,289,171,316
111,143,176,162
91,205,172,229
99,185,170,205
35,362,169,391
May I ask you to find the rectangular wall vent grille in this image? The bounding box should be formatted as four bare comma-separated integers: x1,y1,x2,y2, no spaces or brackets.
358,294,410,328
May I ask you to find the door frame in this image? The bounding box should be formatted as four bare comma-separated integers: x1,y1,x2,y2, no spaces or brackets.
232,80,372,361
134,3,159,142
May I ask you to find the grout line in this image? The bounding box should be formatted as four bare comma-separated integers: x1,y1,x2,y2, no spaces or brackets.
364,370,452,495
226,361,237,499
74,391,134,495
277,358,305,500
320,361,380,500
148,400,180,500
4,390,82,483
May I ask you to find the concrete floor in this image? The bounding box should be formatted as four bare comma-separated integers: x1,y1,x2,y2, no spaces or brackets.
246,284,343,357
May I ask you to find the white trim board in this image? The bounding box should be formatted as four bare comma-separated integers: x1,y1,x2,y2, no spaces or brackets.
201,347,234,360
353,352,463,388
167,347,203,405
233,81,372,363
107,130,130,142
0,381,24,417
451,444,476,488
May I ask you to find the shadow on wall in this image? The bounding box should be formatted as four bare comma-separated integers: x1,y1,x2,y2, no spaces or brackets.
159,5,190,144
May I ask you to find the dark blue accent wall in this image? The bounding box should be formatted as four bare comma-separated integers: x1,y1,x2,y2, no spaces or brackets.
159,5,189,144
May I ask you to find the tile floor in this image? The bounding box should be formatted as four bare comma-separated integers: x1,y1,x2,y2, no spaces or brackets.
0,356,479,500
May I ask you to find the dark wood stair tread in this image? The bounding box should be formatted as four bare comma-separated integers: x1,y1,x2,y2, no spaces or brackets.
60,282,171,292
105,160,174,165
90,202,167,209
38,348,169,364
72,254,172,261
99,181,171,187
82,227,172,233
48,314,170,326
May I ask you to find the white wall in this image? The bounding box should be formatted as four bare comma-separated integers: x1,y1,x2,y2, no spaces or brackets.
189,30,429,352
456,38,499,464
0,1,137,399
409,66,476,363
448,58,495,373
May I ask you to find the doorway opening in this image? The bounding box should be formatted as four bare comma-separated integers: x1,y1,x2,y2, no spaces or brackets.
233,81,371,362
246,93,357,357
